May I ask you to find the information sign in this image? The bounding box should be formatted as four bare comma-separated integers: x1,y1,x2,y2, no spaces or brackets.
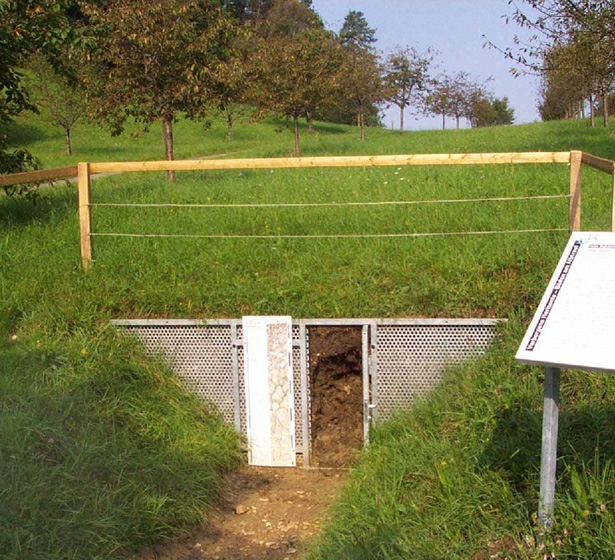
517,232,615,373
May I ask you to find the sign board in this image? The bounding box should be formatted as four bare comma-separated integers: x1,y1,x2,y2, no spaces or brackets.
243,316,296,467
516,232,615,373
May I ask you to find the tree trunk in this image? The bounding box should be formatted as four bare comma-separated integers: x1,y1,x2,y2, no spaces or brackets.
359,109,366,141
307,113,314,133
603,92,609,128
293,115,301,157
442,113,446,130
162,115,175,182
590,93,596,128
227,114,233,141
399,105,404,132
64,126,72,156
455,113,460,130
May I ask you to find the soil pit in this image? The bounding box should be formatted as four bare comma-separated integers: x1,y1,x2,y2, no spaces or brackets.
309,326,364,467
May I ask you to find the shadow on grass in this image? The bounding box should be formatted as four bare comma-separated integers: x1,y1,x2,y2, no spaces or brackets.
6,122,54,145
0,188,76,231
481,399,615,495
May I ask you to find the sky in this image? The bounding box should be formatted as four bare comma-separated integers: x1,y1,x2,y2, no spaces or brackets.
311,0,541,130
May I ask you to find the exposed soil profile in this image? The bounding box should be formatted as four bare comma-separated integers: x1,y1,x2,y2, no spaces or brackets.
309,326,364,467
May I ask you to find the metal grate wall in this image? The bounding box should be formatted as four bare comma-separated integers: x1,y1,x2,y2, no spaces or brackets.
374,322,499,421
117,323,236,425
113,318,501,464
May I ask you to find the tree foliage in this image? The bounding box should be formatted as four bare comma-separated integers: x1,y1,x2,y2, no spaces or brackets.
25,54,86,155
0,0,75,189
383,46,433,132
503,1,615,126
82,0,233,180
253,0,321,37
339,9,376,51
250,24,343,155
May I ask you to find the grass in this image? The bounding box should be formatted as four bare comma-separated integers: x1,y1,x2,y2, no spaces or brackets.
0,323,243,559
2,112,615,559
312,321,615,559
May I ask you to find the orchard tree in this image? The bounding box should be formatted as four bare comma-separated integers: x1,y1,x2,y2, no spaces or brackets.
0,0,75,188
215,32,253,140
83,0,233,181
383,46,434,132
335,10,382,138
538,42,588,121
250,26,343,155
428,71,473,130
424,74,456,130
337,46,384,140
25,54,86,155
500,1,615,126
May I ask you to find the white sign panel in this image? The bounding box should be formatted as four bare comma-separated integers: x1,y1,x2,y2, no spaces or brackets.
517,232,615,373
243,316,296,467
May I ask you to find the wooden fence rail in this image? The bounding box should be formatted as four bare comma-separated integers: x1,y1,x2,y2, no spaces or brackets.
0,165,78,188
2,150,615,270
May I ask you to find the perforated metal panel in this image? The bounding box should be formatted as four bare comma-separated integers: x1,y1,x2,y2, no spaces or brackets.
113,318,501,464
118,324,235,424
375,323,498,421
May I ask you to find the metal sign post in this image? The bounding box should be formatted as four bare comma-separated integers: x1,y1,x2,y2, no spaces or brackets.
538,366,561,529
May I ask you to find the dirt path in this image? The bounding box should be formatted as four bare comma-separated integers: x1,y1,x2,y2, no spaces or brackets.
134,466,347,560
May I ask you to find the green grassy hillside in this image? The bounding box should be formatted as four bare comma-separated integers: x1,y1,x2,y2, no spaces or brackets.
7,111,615,167
2,114,615,559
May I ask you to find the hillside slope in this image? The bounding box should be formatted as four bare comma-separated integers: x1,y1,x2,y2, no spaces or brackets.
2,115,615,559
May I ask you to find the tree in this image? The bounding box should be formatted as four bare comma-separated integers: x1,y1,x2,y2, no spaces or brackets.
0,1,75,190
501,1,615,126
335,10,382,138
250,26,344,155
216,53,251,141
25,54,86,155
254,0,321,37
336,46,384,140
83,0,232,181
424,74,456,130
537,42,588,121
221,0,313,24
339,9,376,51
471,95,515,127
383,46,433,132
492,97,515,125
424,71,473,130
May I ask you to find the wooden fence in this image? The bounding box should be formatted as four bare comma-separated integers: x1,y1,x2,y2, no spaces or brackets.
2,150,614,270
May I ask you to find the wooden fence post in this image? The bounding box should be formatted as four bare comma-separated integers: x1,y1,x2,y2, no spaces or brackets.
77,162,93,270
569,151,582,232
